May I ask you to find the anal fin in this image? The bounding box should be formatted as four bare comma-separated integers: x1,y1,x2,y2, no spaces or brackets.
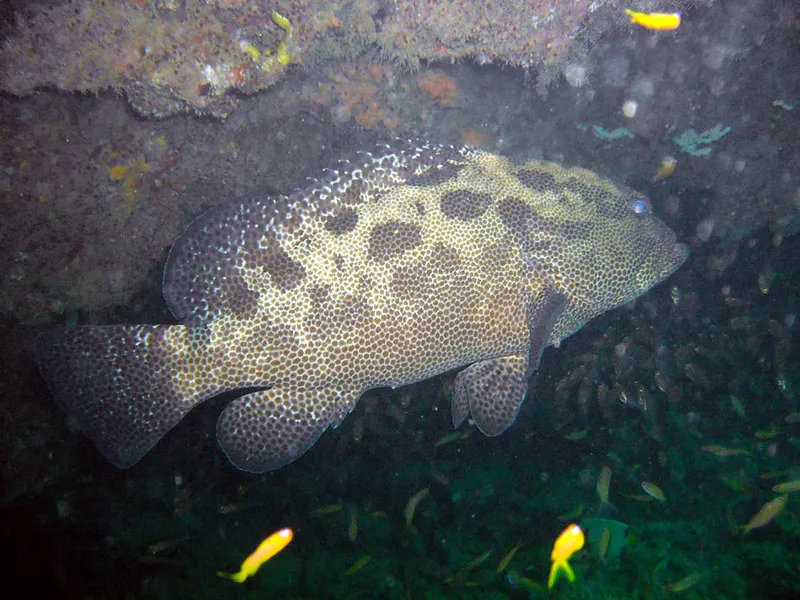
216,386,360,472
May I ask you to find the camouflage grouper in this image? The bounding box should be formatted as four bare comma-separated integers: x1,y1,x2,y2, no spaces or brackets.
37,141,688,472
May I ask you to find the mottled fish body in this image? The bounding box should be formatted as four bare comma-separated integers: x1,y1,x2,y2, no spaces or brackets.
37,141,687,472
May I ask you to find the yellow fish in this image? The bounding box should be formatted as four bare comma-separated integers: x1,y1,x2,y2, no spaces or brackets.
772,480,800,494
344,555,372,576
663,572,703,593
597,466,613,505
496,542,521,573
652,156,677,182
742,495,788,534
217,527,294,583
548,523,585,589
701,445,752,457
625,9,681,31
404,487,430,529
641,481,666,502
435,430,471,448
597,526,611,562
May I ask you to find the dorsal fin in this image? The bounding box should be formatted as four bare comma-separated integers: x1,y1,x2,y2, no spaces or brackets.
163,141,477,326
163,196,289,325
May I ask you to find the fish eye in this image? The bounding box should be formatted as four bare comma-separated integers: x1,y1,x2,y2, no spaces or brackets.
630,198,649,215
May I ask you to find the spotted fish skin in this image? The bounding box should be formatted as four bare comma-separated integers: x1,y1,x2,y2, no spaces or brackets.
37,141,687,472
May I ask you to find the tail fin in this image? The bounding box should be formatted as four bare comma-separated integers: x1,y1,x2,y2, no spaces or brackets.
36,324,201,468
547,558,576,589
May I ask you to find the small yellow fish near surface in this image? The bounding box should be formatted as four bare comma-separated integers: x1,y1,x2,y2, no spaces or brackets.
742,495,788,534
217,527,294,583
652,156,677,182
625,9,681,30
548,523,585,589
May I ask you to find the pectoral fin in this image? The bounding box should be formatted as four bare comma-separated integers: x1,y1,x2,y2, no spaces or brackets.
217,386,359,472
451,286,567,437
523,287,567,381
451,356,528,436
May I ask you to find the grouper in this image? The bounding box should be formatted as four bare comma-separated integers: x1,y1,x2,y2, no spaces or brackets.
37,141,688,472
